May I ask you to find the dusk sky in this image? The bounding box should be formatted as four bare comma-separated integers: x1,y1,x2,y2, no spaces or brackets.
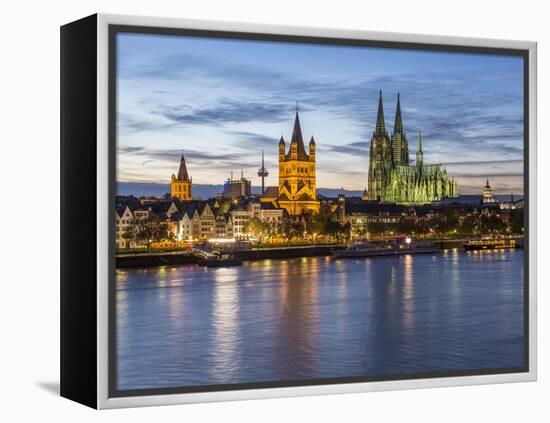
116,32,525,195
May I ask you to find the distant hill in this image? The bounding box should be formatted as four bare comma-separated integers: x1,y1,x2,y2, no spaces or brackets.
117,182,363,199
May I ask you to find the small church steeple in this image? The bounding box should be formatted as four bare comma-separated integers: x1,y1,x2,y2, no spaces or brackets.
177,152,190,181
171,151,192,200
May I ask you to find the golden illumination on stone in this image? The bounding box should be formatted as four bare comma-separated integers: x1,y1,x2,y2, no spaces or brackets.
277,105,320,215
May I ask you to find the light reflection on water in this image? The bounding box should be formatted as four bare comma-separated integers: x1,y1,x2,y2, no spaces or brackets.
116,249,524,390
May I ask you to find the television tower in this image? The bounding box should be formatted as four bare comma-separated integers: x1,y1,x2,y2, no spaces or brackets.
257,150,269,195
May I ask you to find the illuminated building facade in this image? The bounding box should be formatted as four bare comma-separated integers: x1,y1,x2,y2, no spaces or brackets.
223,172,252,200
367,91,458,204
278,106,320,215
171,153,192,200
482,178,498,204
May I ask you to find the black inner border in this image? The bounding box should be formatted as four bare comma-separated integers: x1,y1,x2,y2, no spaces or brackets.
108,24,530,399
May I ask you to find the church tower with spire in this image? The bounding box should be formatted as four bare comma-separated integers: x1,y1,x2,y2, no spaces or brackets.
391,93,409,166
171,152,193,200
277,103,320,215
368,90,392,201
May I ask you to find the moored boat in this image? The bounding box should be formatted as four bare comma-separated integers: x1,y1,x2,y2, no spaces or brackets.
463,238,520,251
332,237,437,259
198,253,242,267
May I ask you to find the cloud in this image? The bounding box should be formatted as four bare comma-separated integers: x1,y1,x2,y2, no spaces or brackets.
118,145,146,154
154,101,293,126
451,172,524,178
117,145,264,178
116,41,525,188
442,159,523,166
325,140,370,155
228,131,279,149
117,113,173,135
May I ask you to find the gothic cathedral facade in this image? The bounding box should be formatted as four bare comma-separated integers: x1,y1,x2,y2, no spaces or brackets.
368,91,458,204
171,153,193,200
278,108,320,215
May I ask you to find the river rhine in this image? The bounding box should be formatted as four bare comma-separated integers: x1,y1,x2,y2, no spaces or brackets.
116,249,524,390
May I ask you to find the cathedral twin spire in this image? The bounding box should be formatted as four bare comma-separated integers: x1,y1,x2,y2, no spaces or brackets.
394,93,403,135
375,90,387,135
368,91,458,203
375,90,425,166
376,90,404,137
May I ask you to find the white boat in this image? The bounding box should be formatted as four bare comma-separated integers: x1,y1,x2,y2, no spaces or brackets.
332,237,437,259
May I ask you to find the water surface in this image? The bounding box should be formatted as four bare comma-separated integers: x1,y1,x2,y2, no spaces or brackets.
116,249,524,390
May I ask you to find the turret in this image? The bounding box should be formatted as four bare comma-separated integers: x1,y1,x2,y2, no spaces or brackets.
279,135,286,161
309,135,316,162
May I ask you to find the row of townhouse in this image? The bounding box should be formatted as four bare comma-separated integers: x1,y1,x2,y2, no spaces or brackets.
115,196,285,249
115,206,151,249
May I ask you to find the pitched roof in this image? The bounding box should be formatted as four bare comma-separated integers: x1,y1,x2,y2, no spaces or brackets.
115,195,143,211
170,211,184,221
182,204,197,217
116,206,130,218
197,202,212,214
261,186,279,198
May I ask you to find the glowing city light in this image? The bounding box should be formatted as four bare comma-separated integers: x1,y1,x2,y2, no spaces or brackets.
207,238,236,244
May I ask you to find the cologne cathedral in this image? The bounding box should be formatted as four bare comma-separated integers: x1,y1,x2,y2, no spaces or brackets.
367,91,458,204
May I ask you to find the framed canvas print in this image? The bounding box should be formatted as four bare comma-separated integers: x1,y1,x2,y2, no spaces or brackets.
60,14,537,409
